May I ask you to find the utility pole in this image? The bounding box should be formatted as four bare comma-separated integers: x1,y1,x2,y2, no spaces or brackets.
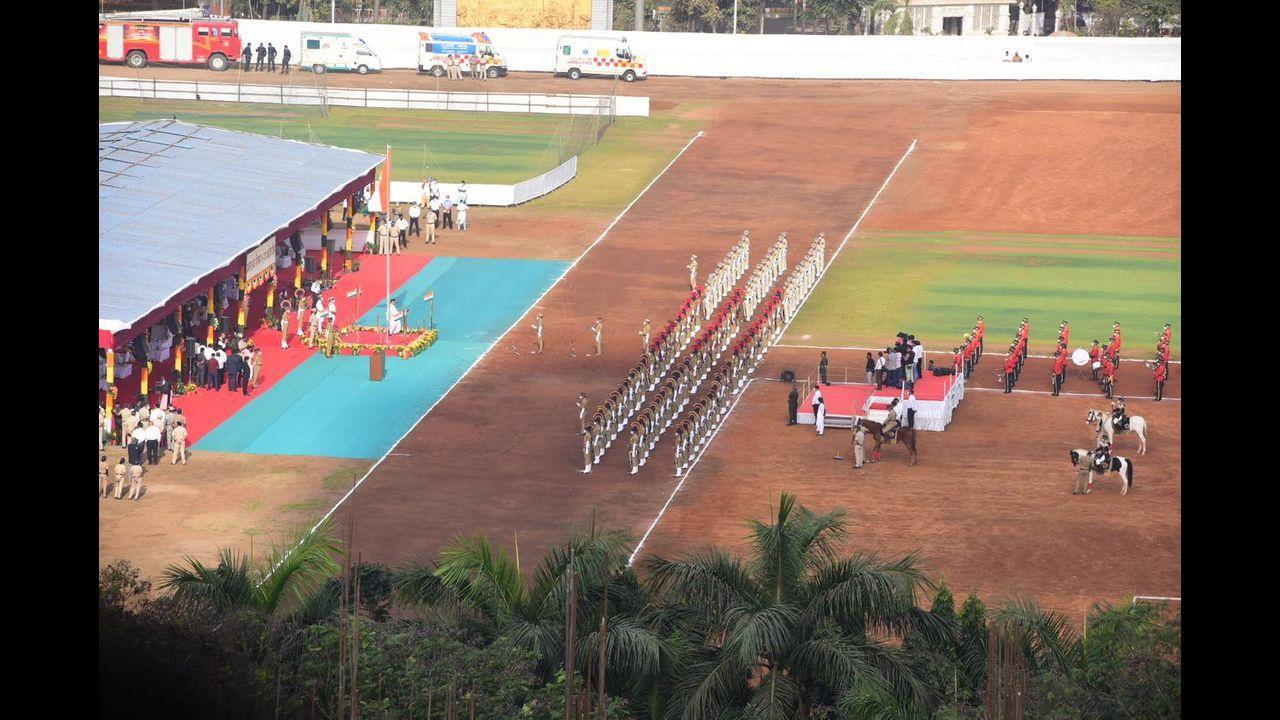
635,0,644,31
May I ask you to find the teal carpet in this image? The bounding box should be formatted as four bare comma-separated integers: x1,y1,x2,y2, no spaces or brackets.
195,256,566,459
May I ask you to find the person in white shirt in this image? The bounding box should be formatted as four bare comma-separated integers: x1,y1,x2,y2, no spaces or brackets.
408,202,421,238
150,407,166,446
143,422,162,465
327,297,337,327
913,339,925,379
815,397,826,436
457,181,468,205
874,352,886,389
394,214,408,254
457,201,468,231
905,390,918,430
810,385,823,418
130,421,147,445
310,278,322,306
428,195,442,229
388,299,405,334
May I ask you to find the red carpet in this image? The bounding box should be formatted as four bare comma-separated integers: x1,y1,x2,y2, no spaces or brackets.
803,372,957,417
106,250,431,445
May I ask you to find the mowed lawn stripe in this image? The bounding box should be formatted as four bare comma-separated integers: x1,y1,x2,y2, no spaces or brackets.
785,231,1181,358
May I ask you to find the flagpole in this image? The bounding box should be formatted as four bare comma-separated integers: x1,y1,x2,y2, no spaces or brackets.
382,144,392,346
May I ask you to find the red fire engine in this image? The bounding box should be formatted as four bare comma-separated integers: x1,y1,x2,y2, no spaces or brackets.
99,16,242,71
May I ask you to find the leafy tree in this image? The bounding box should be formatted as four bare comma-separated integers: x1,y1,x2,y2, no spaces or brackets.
1028,601,1181,719
159,519,341,617
394,517,665,692
642,492,950,718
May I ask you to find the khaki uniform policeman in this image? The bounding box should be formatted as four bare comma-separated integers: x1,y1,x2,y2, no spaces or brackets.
1072,450,1096,495
687,255,698,290
532,313,544,354
100,455,111,497
113,459,128,499
852,423,866,469
639,319,651,352
577,393,589,434
170,422,189,465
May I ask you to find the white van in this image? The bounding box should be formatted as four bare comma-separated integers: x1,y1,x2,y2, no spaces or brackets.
554,35,647,82
418,31,507,78
299,31,382,75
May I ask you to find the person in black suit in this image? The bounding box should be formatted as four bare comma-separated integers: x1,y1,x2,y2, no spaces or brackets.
226,353,243,395
281,45,292,74
241,43,252,71
255,43,267,71
267,43,277,72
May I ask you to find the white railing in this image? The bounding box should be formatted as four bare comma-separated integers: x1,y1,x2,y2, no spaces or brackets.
373,156,578,207
98,76,649,117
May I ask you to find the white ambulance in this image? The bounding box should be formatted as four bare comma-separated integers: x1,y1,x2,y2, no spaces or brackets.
418,32,507,78
554,35,647,82
299,31,382,75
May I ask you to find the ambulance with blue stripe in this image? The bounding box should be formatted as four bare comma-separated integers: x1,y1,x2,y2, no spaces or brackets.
555,35,647,82
417,32,507,78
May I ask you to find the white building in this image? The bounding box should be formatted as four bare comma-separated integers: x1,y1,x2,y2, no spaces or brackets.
907,1,1014,36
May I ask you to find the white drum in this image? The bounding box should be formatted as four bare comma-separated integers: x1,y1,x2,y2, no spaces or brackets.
1071,348,1089,366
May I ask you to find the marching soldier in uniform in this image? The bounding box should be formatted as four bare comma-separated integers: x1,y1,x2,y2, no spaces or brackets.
590,317,604,356
639,318,651,352
628,424,642,474
581,423,594,474
1153,360,1167,401
687,255,698,290
532,313,544,354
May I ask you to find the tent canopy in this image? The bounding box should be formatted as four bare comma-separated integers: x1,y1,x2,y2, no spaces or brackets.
99,119,381,347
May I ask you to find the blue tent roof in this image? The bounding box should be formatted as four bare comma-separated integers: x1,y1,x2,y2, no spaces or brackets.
99,120,381,334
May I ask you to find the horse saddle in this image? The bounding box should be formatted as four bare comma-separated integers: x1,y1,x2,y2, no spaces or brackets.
1115,417,1129,431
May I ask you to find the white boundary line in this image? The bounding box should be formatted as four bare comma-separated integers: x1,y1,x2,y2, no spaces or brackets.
628,139,917,567
774,343,1182,365
627,377,760,567
1133,595,1181,604
776,139,917,340
303,130,707,539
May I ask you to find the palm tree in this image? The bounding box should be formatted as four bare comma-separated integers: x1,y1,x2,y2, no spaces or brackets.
641,493,951,718
160,519,342,617
866,0,902,34
394,518,666,688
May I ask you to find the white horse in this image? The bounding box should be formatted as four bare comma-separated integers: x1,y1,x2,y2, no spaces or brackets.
1070,448,1136,496
1087,409,1148,455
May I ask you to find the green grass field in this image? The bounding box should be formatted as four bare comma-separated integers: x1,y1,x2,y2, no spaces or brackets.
785,231,1181,358
99,97,703,213
98,97,687,185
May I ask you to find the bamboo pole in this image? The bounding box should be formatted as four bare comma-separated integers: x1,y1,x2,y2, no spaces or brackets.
597,568,609,720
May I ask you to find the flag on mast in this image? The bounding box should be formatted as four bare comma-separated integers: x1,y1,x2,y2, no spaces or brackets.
379,145,392,215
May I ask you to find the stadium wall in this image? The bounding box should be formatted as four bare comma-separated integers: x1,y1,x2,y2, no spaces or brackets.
238,20,1180,81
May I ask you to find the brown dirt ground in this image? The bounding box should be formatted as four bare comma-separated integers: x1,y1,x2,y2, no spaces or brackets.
326,77,1180,626
98,450,372,582
100,69,1181,621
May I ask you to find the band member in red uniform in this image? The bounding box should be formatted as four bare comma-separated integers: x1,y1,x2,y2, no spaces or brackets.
975,316,985,358
1089,340,1102,380
1153,360,1167,401
1100,354,1116,398
1003,352,1018,393
1052,345,1068,396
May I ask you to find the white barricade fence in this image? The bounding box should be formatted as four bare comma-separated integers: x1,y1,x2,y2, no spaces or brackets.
98,76,644,116
374,155,577,207
233,19,1179,81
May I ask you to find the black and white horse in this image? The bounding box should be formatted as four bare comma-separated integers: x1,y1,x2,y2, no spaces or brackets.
1071,448,1135,495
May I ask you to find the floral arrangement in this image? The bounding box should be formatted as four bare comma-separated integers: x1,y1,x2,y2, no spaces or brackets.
325,325,440,358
